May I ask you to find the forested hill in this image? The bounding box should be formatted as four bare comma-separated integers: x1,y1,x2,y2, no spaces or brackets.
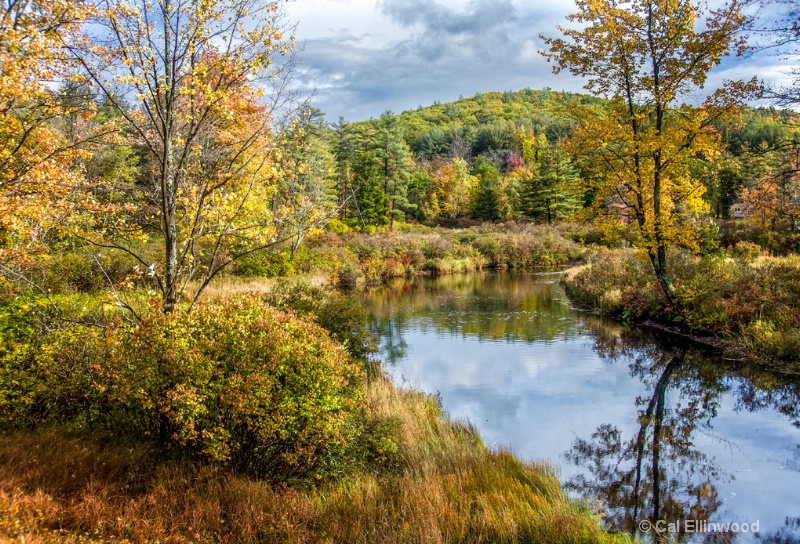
394,88,600,146
322,88,799,227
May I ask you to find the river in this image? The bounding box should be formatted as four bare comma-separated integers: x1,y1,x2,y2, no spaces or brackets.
361,271,800,543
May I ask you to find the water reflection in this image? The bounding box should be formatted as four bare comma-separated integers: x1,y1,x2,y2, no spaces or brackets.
365,272,587,345
570,325,800,543
566,330,730,541
361,271,800,543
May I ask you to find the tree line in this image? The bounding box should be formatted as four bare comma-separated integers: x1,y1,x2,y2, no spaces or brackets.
1,0,799,313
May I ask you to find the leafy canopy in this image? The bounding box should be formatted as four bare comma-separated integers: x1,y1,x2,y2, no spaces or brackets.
541,0,760,299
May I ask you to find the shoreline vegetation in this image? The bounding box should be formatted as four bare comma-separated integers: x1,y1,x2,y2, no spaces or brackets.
321,222,800,371
237,221,800,371
232,222,594,287
0,380,625,543
2,221,798,541
0,259,627,543
561,244,800,373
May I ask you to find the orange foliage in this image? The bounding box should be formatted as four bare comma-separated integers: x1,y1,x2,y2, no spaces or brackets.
0,1,94,265
742,147,800,232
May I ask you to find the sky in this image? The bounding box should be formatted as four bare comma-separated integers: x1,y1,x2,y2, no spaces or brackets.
282,0,796,122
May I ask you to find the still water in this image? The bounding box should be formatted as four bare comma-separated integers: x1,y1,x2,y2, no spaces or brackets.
362,271,800,543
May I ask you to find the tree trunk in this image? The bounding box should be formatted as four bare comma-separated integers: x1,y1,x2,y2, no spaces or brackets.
649,246,675,304
163,169,178,313
161,0,178,314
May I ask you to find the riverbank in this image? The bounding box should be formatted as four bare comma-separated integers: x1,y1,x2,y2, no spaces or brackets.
233,222,597,286
562,246,800,370
0,382,624,543
0,283,625,543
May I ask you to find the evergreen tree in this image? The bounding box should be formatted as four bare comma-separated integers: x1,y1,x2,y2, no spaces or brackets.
274,108,337,257
351,122,387,226
331,118,364,225
378,111,415,227
470,157,501,220
493,174,522,220
528,143,582,223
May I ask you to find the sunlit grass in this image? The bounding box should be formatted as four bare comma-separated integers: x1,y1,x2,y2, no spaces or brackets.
0,377,626,543
563,246,800,363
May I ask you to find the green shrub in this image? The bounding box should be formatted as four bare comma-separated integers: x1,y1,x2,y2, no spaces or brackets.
0,298,108,430
676,275,730,332
234,249,294,278
103,299,366,481
12,249,142,296
731,240,762,262
264,280,377,367
0,295,401,481
326,218,351,235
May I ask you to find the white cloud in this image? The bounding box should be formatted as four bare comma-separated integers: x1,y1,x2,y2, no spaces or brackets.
283,0,795,121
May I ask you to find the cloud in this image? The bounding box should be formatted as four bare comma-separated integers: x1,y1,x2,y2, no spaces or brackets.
288,0,579,120
294,33,564,120
378,0,516,34
375,0,519,67
284,0,785,121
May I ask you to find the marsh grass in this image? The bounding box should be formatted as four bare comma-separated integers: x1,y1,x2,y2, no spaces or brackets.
191,272,330,303
563,246,800,362
328,223,592,286
0,378,625,544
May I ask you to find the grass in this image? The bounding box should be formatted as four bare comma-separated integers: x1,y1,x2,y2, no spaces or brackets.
304,222,595,286
563,245,800,364
0,377,626,544
191,272,330,302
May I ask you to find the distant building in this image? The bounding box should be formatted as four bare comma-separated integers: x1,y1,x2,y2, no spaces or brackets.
729,202,749,219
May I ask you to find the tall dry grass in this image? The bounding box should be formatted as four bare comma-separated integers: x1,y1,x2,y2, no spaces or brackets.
563,246,800,362
0,378,624,544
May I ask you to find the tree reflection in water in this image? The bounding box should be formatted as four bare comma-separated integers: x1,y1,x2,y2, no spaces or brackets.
363,272,584,347
565,326,800,543
565,328,733,542
361,272,800,543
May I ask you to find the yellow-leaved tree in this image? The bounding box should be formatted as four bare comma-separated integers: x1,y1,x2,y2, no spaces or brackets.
541,0,760,301
71,0,299,313
0,0,96,275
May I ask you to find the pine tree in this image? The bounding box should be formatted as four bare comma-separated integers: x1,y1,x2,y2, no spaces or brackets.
378,112,415,227
528,143,582,223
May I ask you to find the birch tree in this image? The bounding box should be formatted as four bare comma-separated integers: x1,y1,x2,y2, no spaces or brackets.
72,0,298,312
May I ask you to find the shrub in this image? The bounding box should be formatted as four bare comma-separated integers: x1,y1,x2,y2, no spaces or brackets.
731,240,762,262
562,248,663,318
326,218,351,235
101,299,366,481
233,249,294,278
564,246,800,362
332,261,365,286
0,297,110,430
470,226,589,269
264,280,377,367
0,293,404,482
